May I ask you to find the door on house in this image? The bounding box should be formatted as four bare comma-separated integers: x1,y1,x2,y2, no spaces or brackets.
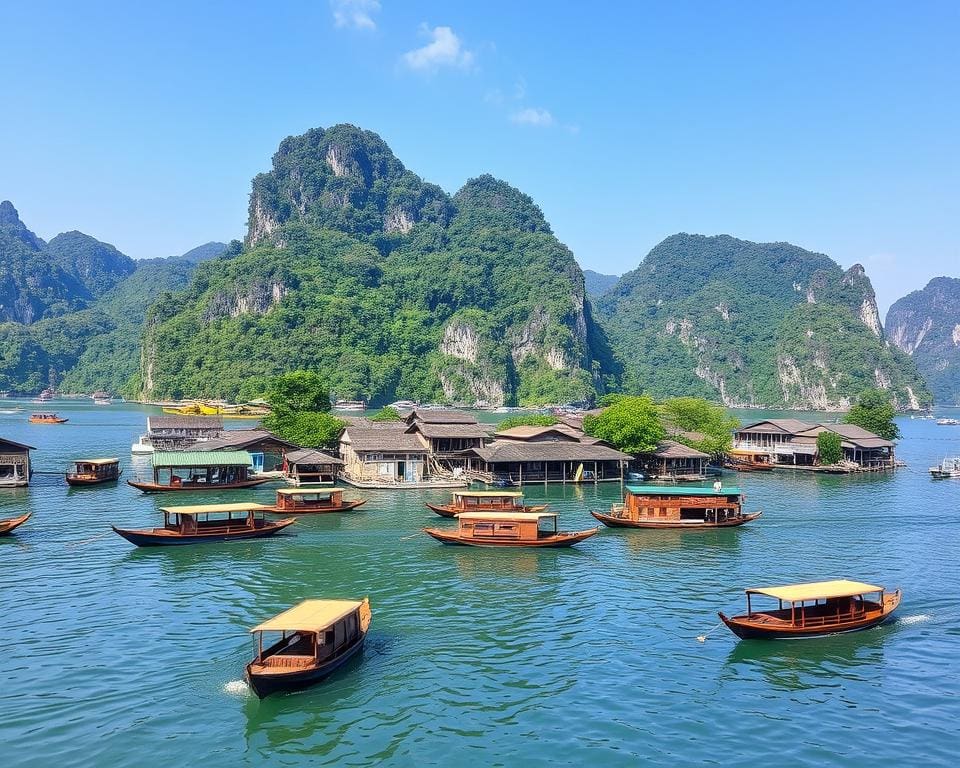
250,452,265,473
396,461,406,482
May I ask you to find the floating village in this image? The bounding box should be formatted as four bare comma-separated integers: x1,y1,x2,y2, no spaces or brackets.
3,392,955,699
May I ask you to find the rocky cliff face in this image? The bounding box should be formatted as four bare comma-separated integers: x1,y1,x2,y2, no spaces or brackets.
139,126,617,405
598,234,929,410
887,277,960,405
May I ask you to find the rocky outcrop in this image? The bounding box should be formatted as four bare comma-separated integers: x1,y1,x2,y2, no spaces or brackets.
887,277,960,405
204,281,288,321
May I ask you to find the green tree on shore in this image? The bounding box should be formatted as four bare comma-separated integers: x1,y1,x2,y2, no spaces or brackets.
496,414,558,430
660,397,739,456
262,370,343,448
583,395,665,455
817,431,843,465
843,388,900,440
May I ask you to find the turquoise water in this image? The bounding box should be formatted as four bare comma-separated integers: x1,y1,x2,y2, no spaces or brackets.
2,402,959,766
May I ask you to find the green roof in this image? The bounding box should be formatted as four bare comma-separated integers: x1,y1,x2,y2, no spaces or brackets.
625,484,742,497
152,450,253,468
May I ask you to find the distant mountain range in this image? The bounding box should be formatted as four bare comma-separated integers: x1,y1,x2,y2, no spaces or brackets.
886,277,960,405
1,123,950,409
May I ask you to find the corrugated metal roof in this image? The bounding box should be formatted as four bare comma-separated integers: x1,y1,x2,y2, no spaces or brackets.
192,429,298,452
286,449,343,465
152,450,253,467
0,437,35,451
625,484,742,496
342,428,427,453
470,441,630,463
409,423,489,438
650,440,710,459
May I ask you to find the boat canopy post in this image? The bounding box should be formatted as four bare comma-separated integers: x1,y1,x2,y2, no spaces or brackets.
746,592,752,617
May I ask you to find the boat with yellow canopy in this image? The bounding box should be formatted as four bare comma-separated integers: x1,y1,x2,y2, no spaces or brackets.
424,510,598,548
246,598,372,698
111,502,295,546
719,579,901,639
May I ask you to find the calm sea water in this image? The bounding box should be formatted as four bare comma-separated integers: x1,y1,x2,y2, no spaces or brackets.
2,401,959,767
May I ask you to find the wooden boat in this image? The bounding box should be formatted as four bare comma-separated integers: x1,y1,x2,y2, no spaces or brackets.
425,490,548,518
112,502,295,546
424,511,598,548
0,512,31,536
269,488,366,514
724,448,774,472
127,450,268,493
29,413,68,424
719,580,901,640
246,598,372,698
591,484,761,529
66,458,122,486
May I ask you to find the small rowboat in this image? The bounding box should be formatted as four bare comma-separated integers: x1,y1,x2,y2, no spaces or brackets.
66,458,122,486
592,484,761,530
719,580,901,640
425,490,548,518
0,512,31,536
112,503,295,547
246,598,372,698
269,488,366,514
424,511,598,548
29,413,68,424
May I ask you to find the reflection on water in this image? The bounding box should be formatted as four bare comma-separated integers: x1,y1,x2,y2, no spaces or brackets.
1,402,959,767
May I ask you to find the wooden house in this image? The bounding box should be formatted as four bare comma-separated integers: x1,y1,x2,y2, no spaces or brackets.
0,437,34,488
734,419,895,469
639,440,711,481
467,438,630,484
403,419,490,471
339,425,431,486
193,428,299,473
146,415,224,451
282,449,344,485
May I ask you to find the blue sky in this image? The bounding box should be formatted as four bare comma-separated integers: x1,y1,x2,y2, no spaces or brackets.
2,1,957,314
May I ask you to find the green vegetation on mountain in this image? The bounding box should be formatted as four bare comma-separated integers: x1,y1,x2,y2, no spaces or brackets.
843,388,900,440
138,124,618,406
597,234,929,410
660,396,738,456
886,277,960,405
583,269,619,298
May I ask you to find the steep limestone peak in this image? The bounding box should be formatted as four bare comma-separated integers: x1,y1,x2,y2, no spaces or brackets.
453,175,552,234
0,200,45,249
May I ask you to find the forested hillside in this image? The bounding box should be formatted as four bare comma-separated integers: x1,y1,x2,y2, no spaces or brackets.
598,234,928,410
887,277,960,405
139,124,617,406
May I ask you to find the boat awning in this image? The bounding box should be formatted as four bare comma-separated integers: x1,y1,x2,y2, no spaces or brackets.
152,451,253,468
457,511,556,521
455,491,523,498
251,599,363,633
747,580,884,602
74,458,120,465
159,503,274,516
276,488,336,496
625,485,742,497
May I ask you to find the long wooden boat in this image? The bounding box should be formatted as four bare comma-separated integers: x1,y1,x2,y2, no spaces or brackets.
66,458,122,486
724,448,774,472
592,484,761,530
0,512,31,536
424,511,598,548
269,488,366,514
29,413,68,424
246,598,371,698
425,490,548,518
112,503,294,547
127,450,267,493
719,580,901,640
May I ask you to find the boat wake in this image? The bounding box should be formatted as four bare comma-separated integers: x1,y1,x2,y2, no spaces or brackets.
898,614,932,626
223,680,250,696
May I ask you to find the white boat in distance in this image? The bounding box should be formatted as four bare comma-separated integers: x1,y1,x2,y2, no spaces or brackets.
930,457,960,479
936,418,959,426
131,434,154,454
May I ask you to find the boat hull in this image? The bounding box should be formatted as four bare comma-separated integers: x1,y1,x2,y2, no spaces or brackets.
111,517,295,547
422,527,598,548
723,462,773,472
272,500,367,515
29,418,68,424
590,510,762,529
126,478,270,493
66,470,122,487
245,637,366,698
425,502,548,518
0,512,31,536
718,591,901,640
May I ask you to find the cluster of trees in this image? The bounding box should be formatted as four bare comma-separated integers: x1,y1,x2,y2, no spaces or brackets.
582,394,737,457
843,388,900,441
496,414,558,430
261,371,344,449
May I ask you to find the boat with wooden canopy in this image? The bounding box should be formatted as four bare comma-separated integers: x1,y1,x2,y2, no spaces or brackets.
0,512,31,536
424,510,598,548
66,458,122,486
127,450,268,493
591,484,761,529
425,490,548,518
112,502,295,547
724,448,774,471
270,488,366,514
246,598,372,698
719,580,901,640
29,413,68,424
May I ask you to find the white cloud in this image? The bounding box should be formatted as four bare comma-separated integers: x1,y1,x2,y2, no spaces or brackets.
402,25,475,71
510,107,554,127
331,0,380,31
